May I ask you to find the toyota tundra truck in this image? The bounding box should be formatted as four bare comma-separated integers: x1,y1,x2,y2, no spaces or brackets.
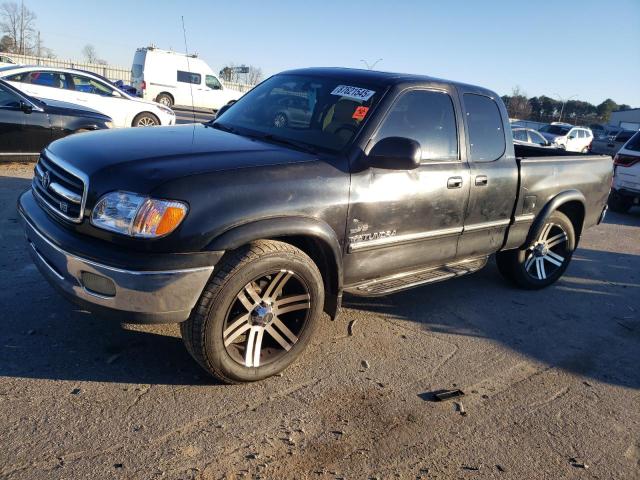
18,68,613,383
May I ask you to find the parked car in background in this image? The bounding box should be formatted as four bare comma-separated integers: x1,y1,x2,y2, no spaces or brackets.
609,131,640,213
131,47,243,110
539,124,593,152
0,78,112,161
0,54,17,68
512,127,551,147
0,66,175,127
590,130,636,156
113,79,138,96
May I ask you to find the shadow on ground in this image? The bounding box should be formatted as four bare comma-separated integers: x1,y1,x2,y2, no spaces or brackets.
1,174,639,389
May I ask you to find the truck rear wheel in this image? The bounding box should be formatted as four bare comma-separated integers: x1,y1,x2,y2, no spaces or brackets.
496,211,575,289
181,240,324,383
156,93,173,107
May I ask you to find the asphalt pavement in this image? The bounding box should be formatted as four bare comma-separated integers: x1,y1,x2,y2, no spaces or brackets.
1,162,639,479
173,106,215,125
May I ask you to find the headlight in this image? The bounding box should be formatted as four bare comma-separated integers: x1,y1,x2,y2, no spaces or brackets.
104,121,114,129
158,105,175,115
91,191,188,238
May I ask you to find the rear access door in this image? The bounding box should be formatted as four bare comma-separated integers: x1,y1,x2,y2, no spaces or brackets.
456,88,519,259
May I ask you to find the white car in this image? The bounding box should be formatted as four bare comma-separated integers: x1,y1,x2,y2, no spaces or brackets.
609,131,640,213
539,124,593,152
0,54,17,68
0,66,175,127
131,47,243,110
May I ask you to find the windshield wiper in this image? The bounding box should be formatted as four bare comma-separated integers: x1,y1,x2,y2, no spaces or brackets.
211,122,237,134
255,133,318,155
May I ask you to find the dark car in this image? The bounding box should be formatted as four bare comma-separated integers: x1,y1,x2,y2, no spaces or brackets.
590,129,636,156
0,79,112,161
18,68,612,383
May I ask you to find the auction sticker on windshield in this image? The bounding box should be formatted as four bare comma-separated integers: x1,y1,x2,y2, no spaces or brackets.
331,85,376,101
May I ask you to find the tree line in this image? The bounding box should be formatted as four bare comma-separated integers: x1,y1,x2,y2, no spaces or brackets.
502,86,632,125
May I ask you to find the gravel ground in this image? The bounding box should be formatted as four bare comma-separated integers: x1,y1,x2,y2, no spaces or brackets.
1,162,639,480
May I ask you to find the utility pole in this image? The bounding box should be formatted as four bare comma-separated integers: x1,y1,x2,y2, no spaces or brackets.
37,31,41,57
554,93,578,123
20,0,24,54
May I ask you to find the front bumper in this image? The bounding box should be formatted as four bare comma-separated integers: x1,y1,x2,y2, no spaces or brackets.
19,191,216,324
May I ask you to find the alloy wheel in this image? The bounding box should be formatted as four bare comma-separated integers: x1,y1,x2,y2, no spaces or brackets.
137,117,157,127
222,270,311,368
524,222,568,280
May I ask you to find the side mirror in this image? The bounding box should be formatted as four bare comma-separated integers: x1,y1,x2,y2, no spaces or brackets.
214,100,237,119
568,135,575,140
20,101,33,114
367,137,421,170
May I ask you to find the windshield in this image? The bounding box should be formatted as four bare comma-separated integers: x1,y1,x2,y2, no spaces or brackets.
540,125,570,135
213,74,384,153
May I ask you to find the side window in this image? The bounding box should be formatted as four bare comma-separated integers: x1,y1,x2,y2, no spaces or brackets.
529,131,547,145
70,74,114,96
578,130,585,139
205,75,222,90
5,72,27,82
0,83,21,108
27,71,68,89
374,90,458,161
177,70,201,85
513,129,528,142
463,93,505,162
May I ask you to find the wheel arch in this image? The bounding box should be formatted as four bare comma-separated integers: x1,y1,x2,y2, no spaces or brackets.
526,190,586,247
206,217,343,319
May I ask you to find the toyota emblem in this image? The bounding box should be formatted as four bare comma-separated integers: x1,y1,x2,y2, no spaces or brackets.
42,171,51,190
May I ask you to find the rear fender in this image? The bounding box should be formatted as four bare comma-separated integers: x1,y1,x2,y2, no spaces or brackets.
525,190,586,246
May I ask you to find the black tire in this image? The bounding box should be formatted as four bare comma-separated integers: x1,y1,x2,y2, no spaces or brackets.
181,240,324,383
608,190,632,213
496,211,575,290
132,112,159,127
156,93,173,107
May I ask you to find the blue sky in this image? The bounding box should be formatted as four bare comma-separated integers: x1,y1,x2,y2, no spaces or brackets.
26,0,640,106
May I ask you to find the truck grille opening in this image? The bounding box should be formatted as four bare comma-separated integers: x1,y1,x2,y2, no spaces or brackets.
32,152,87,223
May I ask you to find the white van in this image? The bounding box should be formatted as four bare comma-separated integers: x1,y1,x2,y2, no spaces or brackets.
131,47,243,110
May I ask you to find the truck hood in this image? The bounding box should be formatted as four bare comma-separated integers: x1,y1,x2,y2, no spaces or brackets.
46,123,317,193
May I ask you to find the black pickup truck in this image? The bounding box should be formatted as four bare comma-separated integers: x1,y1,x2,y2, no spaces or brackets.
18,68,612,383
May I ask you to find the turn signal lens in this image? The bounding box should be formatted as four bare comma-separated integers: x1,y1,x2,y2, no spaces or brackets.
132,199,188,238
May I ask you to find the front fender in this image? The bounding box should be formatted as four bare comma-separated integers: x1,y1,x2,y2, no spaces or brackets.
206,216,343,289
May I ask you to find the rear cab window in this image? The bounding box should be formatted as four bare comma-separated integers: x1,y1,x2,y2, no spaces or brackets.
177,71,201,85
463,93,505,162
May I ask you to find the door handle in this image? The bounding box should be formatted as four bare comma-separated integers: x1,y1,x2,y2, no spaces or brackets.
475,175,488,186
447,176,463,189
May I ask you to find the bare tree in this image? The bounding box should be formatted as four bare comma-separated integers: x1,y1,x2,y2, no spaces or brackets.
219,63,263,85
246,65,263,85
82,44,98,63
0,1,38,54
505,86,532,119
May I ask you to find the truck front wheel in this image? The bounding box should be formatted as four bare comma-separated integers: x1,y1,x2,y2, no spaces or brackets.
496,211,575,289
181,240,324,383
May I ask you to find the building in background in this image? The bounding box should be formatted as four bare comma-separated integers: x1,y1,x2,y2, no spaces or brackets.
609,108,640,131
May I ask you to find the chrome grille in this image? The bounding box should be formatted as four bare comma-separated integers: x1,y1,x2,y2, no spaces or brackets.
32,152,88,223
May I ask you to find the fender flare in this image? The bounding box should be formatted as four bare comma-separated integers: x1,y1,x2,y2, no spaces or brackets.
206,216,344,290
525,190,586,246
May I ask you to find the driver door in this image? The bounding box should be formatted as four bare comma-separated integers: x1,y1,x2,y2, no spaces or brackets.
69,73,125,126
343,87,470,285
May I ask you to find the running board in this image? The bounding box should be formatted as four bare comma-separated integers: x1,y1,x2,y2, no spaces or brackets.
345,257,488,296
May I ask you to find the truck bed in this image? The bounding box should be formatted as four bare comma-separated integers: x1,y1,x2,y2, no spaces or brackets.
503,144,613,250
